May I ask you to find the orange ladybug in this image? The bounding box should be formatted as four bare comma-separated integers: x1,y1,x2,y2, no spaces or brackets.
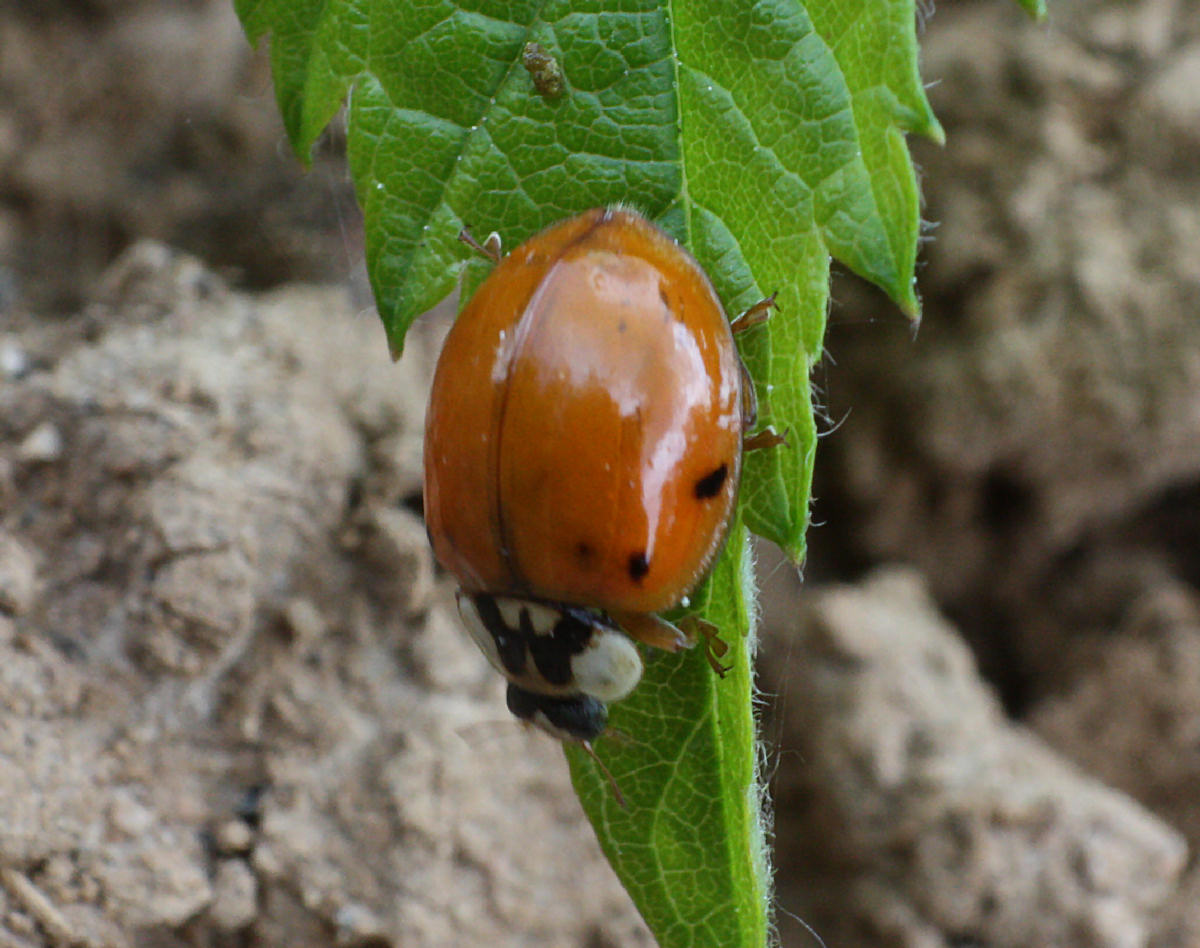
424,207,774,743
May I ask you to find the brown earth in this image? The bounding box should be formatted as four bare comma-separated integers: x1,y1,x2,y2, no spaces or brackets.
2,0,1198,946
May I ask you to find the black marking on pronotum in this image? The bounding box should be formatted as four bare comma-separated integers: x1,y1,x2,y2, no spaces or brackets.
694,463,729,500
658,286,671,311
628,551,650,582
518,606,539,638
529,609,593,686
506,684,607,741
554,610,596,651
474,594,526,676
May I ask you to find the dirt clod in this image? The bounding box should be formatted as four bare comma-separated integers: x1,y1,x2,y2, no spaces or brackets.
0,242,649,946
764,569,1187,948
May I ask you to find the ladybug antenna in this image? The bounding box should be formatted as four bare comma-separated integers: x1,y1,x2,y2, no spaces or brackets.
580,740,627,809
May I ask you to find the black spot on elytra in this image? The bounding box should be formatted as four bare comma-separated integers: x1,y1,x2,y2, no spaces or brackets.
694,463,729,500
576,541,597,562
628,552,650,582
475,594,526,676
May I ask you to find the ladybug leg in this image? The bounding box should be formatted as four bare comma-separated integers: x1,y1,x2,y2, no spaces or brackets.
744,427,788,452
457,227,503,264
680,615,732,678
729,292,778,334
734,293,780,432
611,610,692,653
739,355,759,429
614,612,734,677
738,355,786,451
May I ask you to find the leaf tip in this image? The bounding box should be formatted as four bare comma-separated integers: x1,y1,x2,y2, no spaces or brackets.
880,272,923,325
925,115,947,147
384,322,407,362
908,95,946,146
290,139,317,170
780,538,807,569
899,283,923,323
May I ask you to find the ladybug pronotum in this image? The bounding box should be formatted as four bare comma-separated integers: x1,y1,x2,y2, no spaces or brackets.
424,207,774,745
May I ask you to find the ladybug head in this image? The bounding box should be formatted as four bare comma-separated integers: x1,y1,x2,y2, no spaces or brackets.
505,684,607,741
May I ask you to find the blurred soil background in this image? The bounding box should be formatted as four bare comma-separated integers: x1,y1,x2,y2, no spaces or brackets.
1,0,1198,946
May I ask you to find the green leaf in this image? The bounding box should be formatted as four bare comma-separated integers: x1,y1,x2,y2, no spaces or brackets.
235,0,939,558
235,2,941,946
566,520,767,947
668,0,942,555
